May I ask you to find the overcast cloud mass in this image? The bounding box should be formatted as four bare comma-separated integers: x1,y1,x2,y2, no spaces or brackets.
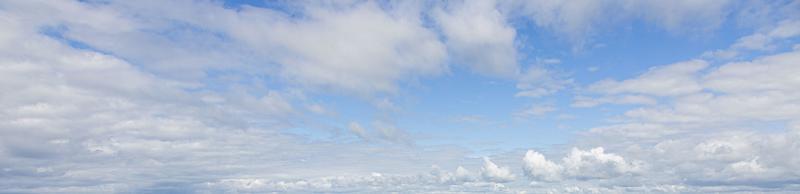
1,0,800,193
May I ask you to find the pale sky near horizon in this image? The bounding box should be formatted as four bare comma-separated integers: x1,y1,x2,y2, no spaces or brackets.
2,0,800,193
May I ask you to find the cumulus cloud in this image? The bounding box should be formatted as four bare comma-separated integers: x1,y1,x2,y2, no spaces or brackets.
522,150,562,181
480,157,516,183
522,147,642,182
561,147,645,179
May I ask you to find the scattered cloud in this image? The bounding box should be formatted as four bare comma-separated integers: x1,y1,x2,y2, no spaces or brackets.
515,66,573,98
2,0,800,193
516,104,557,117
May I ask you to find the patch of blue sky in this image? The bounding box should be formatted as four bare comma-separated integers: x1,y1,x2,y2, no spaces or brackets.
39,25,112,55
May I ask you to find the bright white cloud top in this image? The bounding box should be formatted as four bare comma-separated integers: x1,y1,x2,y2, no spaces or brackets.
1,0,799,193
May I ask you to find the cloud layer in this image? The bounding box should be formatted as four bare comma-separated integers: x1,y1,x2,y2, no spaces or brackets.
1,0,800,193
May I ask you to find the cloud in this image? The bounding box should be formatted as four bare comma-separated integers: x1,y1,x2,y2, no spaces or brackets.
515,66,573,98
506,0,732,45
3,0,800,193
7,0,448,95
254,2,449,94
348,122,368,140
572,49,800,190
522,150,562,181
622,49,800,124
345,121,409,143
704,19,800,59
586,59,708,97
480,157,516,183
522,147,643,182
0,2,463,192
204,165,512,193
732,19,800,50
561,147,645,179
433,0,519,77
572,95,657,108
516,104,557,117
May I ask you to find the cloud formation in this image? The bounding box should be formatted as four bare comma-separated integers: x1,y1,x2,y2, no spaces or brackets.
1,0,800,193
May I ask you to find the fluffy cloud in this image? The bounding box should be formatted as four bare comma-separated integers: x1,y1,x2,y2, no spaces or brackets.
480,157,516,183
433,0,519,77
522,147,642,182
561,147,644,179
522,150,562,181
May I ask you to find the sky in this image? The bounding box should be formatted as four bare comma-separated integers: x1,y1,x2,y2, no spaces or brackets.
1,0,800,193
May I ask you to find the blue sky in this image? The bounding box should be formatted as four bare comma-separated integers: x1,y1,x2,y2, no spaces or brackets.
2,0,800,193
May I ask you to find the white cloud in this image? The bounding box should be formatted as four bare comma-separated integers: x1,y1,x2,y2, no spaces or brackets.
507,0,611,43
620,50,800,124
704,48,800,93
348,122,368,140
241,2,448,95
0,2,467,193
634,0,731,33
587,123,678,139
561,147,644,179
587,60,708,97
344,121,409,143
434,0,519,77
522,150,562,181
506,0,732,45
6,0,449,95
268,3,448,94
480,157,516,183
516,66,573,98
732,19,800,50
516,104,557,117
704,19,800,60
573,49,800,190
3,0,800,193
522,147,642,181
572,95,657,108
